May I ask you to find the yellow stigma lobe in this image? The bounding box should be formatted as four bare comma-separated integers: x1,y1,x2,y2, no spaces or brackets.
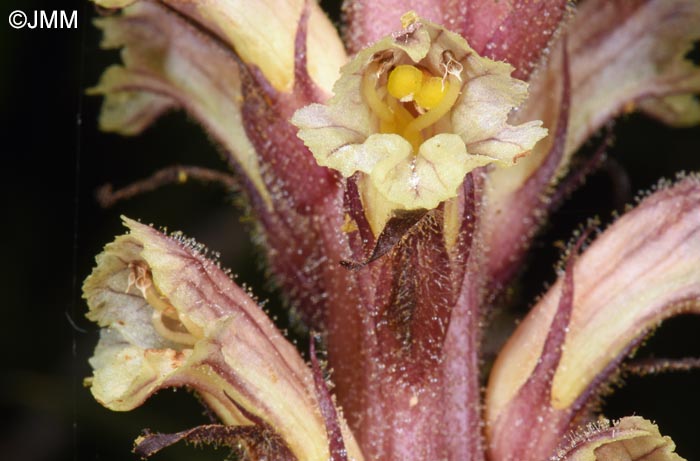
387,65,423,101
415,76,449,110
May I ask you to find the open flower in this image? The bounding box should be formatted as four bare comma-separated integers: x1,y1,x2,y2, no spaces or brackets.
292,12,546,233
85,0,700,460
84,217,363,461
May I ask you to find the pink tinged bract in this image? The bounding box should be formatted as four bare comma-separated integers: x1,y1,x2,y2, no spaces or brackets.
487,176,700,461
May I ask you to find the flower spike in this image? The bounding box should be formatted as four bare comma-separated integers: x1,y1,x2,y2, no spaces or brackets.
83,2,700,460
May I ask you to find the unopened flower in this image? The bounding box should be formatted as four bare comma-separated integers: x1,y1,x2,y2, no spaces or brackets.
293,12,546,234
487,177,700,461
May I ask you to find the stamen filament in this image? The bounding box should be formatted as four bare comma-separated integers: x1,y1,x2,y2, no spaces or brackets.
144,284,204,341
151,310,198,346
143,285,173,314
362,71,394,123
387,96,413,129
179,311,204,339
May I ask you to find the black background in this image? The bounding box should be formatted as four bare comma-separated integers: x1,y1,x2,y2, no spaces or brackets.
2,1,699,460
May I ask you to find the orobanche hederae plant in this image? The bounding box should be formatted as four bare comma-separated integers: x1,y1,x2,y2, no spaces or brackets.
83,1,700,460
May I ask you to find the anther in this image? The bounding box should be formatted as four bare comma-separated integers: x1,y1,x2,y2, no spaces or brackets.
440,50,463,81
370,50,396,76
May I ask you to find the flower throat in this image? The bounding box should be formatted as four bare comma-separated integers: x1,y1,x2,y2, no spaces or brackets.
361,51,463,151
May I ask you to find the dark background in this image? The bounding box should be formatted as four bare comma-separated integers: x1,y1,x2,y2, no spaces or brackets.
2,1,699,460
